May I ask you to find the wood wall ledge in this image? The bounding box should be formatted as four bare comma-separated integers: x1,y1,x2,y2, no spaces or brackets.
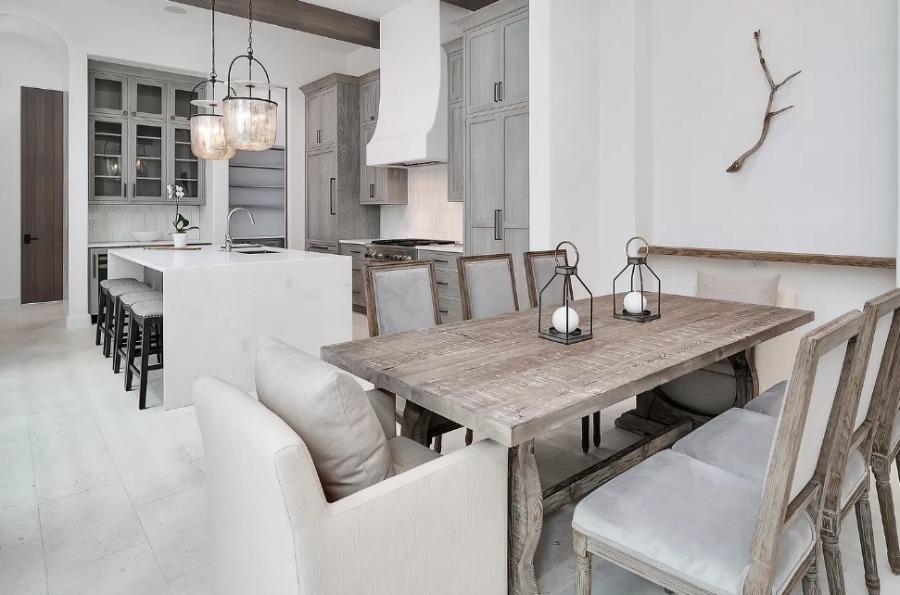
645,246,896,270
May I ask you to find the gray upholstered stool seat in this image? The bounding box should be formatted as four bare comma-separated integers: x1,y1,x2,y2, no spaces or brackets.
573,449,816,595
96,278,146,347
113,291,163,374
126,300,164,409
672,406,868,510
743,380,788,417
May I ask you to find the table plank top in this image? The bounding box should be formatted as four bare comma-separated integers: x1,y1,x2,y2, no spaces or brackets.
322,294,814,447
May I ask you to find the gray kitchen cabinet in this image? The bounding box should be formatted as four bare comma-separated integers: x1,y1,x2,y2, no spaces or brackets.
417,249,463,323
360,71,380,124
358,70,407,205
302,73,379,250
444,38,465,203
340,243,369,312
306,242,337,255
459,0,529,115
306,148,338,245
89,61,205,205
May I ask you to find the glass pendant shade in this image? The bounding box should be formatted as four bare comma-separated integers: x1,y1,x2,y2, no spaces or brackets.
190,113,236,160
223,96,277,151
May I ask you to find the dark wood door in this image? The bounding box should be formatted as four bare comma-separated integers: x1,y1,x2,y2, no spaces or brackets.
21,87,65,304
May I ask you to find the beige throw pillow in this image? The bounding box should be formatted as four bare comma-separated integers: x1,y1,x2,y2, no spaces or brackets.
696,269,781,306
255,336,394,502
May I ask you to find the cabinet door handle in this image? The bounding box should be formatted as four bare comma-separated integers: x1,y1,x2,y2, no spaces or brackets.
439,308,449,314
494,209,502,241
133,183,136,198
434,258,449,264
369,183,375,198
436,281,449,286
122,184,126,198
498,81,503,102
122,110,128,116
329,178,336,215
92,255,97,278
317,130,321,143
493,82,499,102
132,111,137,116
370,115,375,121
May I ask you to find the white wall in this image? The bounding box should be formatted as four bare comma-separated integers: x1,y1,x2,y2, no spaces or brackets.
0,29,68,306
530,0,899,337
651,0,897,258
0,0,354,325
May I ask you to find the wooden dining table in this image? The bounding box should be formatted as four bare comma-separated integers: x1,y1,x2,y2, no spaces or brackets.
321,293,814,595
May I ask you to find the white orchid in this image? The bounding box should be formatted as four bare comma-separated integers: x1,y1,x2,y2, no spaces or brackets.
167,184,186,201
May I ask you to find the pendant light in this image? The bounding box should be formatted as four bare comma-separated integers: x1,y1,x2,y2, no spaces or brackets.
222,0,278,151
189,0,235,160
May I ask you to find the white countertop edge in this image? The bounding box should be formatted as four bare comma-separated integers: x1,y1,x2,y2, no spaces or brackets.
107,245,346,272
88,240,212,249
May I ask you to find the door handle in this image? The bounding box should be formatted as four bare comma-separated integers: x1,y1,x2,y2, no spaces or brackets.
493,82,499,102
317,130,322,143
498,81,503,102
369,183,375,198
23,234,39,244
493,209,502,241
329,178,336,215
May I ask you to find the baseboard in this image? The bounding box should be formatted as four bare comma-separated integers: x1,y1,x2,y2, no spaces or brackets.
66,314,93,329
0,296,19,308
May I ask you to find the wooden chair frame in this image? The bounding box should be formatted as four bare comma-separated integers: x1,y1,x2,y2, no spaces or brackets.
363,260,458,451
524,250,596,451
574,309,870,595
363,260,442,338
458,253,519,321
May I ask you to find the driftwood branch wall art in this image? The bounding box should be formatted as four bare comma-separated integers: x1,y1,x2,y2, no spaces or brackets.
726,30,801,173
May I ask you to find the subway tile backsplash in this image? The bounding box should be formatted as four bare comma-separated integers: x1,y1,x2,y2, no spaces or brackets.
88,204,202,243
380,164,463,242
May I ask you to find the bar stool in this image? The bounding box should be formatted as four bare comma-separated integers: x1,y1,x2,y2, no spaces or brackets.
95,278,143,347
125,300,163,410
112,290,162,374
103,281,151,358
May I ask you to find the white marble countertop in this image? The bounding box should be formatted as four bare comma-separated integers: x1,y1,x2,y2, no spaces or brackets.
338,239,377,245
88,240,211,249
108,245,343,272
416,244,464,254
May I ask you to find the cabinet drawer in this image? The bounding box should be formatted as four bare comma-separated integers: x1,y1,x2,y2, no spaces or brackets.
340,243,367,258
438,296,462,324
306,242,336,254
351,280,366,307
417,250,460,271
434,268,460,300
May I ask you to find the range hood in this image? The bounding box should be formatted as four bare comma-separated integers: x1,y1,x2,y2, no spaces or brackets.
366,0,468,168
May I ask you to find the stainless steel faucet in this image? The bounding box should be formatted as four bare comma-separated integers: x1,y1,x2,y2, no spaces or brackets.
225,207,255,252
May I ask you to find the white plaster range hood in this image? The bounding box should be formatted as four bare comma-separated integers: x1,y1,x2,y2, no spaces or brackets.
366,0,468,168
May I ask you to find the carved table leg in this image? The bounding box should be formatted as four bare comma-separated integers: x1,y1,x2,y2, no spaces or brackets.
872,453,900,574
728,349,758,409
508,440,543,595
400,401,433,446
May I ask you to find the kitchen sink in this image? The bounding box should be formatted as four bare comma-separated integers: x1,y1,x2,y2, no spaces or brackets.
233,249,281,255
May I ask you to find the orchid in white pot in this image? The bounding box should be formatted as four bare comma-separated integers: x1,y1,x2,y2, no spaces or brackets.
168,184,198,248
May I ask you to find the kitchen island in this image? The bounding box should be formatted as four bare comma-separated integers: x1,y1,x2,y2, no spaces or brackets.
108,246,352,410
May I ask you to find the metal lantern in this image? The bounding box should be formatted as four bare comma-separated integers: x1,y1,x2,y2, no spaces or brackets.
222,0,278,151
538,241,593,345
613,236,661,323
190,0,236,161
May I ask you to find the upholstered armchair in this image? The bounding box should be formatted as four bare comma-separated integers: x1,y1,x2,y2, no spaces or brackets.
194,375,509,595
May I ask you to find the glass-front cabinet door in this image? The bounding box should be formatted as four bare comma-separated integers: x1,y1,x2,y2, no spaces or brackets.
131,120,166,202
90,74,128,117
129,78,166,120
170,124,201,203
170,84,201,123
90,117,127,202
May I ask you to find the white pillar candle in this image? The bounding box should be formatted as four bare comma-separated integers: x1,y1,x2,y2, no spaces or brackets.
623,291,648,315
552,307,580,334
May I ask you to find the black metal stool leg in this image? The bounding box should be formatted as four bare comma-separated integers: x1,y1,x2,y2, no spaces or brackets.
95,289,106,346
112,299,127,373
125,315,139,391
103,295,116,358
139,317,151,410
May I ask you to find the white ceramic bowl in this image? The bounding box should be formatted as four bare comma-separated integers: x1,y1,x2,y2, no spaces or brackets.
131,230,164,242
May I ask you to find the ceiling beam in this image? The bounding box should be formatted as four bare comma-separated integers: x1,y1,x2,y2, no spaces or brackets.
170,0,380,49
442,0,499,11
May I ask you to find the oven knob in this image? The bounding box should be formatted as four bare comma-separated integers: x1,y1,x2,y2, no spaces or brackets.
403,255,412,261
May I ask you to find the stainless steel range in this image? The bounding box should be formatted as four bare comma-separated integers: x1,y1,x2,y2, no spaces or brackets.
364,239,456,262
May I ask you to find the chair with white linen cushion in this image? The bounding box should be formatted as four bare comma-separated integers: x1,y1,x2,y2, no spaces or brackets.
573,309,870,595
364,260,461,452
195,342,508,595
673,289,900,595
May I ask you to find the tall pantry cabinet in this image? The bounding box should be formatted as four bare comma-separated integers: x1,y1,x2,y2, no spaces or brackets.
301,74,379,254
458,0,530,302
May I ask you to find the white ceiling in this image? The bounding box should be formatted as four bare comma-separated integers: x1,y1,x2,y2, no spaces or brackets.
299,0,414,21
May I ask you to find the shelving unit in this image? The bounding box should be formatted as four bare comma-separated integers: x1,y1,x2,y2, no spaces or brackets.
228,147,286,245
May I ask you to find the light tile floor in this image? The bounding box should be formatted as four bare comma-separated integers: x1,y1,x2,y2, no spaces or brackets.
1,304,899,594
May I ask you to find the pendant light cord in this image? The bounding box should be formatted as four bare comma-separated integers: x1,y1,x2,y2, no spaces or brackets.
247,0,254,57
210,0,217,82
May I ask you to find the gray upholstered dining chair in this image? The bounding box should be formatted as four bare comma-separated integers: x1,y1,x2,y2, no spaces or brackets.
458,254,519,321
457,253,520,445
364,261,459,452
524,250,597,452
573,309,870,595
687,289,900,595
